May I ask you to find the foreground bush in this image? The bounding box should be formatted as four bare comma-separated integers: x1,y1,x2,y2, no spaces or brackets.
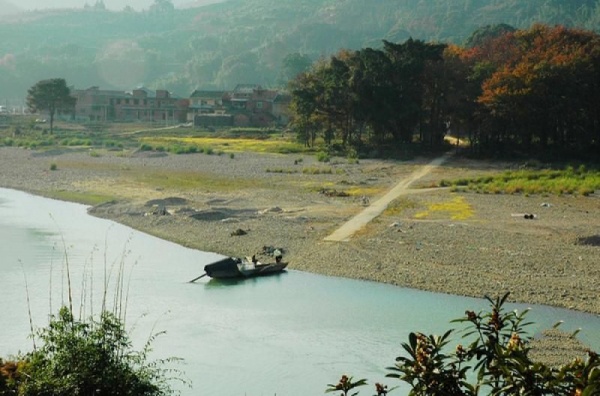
328,293,600,395
1,306,179,395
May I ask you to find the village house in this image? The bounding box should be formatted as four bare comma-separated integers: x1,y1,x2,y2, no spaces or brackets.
72,84,290,128
188,89,226,115
214,84,290,128
73,86,188,123
187,89,233,127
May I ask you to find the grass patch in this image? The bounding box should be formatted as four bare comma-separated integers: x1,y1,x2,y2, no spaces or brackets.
133,169,265,192
141,136,305,155
0,122,318,157
266,168,298,174
302,167,334,175
440,167,600,196
45,190,116,206
414,195,474,220
384,198,419,216
343,186,382,198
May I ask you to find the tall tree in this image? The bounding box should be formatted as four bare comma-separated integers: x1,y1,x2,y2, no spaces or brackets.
477,24,600,156
345,47,394,146
289,70,325,147
26,78,76,134
382,39,445,144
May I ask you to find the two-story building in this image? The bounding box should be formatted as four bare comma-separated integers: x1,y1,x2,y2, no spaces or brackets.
187,89,233,127
73,86,188,123
212,84,289,128
72,86,128,121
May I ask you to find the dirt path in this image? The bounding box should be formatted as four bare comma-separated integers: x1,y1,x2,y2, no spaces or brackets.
324,152,453,242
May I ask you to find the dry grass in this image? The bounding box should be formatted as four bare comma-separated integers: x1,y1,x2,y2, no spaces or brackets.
414,195,475,220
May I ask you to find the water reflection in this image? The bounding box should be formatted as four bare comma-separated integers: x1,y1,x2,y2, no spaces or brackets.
203,271,290,288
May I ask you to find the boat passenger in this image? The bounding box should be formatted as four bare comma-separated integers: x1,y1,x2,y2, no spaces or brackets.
273,249,282,263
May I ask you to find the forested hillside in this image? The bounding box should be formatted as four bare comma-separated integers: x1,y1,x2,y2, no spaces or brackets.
0,0,599,100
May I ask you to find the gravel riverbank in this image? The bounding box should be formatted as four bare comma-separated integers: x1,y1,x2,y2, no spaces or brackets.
1,146,598,361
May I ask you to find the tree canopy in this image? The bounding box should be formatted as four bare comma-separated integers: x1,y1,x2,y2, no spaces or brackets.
288,24,600,160
26,78,76,134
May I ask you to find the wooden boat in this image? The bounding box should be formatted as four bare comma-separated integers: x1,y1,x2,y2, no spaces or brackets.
202,256,288,279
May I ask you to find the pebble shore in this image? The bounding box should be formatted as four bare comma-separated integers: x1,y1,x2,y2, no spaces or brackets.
1,146,598,362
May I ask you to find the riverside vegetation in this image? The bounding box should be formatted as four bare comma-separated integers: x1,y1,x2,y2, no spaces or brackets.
326,294,599,396
0,122,599,394
0,241,184,395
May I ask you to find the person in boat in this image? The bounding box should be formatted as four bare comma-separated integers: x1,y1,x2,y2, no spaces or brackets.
273,248,282,263
251,254,257,264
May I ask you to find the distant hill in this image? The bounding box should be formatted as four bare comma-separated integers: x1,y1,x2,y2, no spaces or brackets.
179,0,226,8
0,0,599,100
0,0,21,16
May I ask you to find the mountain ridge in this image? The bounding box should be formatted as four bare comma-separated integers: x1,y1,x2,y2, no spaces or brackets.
0,0,598,99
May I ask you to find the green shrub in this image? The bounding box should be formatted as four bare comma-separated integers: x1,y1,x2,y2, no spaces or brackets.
331,293,600,395
346,148,359,164
49,163,57,171
13,307,178,396
103,140,122,148
168,145,184,154
139,143,153,151
316,151,330,163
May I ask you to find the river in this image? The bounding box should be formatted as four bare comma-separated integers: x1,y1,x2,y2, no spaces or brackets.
1,187,599,395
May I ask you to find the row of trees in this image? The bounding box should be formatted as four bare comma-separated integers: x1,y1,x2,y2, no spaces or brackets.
289,24,600,159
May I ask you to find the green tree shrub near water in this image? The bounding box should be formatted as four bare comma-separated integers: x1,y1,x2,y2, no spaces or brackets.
328,293,600,395
0,236,183,395
0,306,178,395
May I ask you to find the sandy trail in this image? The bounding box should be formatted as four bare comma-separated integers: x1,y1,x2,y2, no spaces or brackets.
324,152,453,242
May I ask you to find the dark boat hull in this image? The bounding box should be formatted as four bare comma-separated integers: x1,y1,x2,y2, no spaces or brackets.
203,257,288,279
203,257,243,279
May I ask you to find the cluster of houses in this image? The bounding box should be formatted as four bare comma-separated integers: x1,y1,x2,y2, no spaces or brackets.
72,84,291,128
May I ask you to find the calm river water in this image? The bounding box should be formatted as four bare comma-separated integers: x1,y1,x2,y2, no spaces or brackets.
1,187,599,395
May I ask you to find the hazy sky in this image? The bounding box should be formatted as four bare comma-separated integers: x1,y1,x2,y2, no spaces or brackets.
13,0,209,11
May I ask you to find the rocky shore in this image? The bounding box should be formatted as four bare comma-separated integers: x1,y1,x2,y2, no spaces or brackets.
1,146,598,361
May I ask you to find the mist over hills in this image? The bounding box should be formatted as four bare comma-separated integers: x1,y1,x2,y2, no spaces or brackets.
0,0,598,100
0,0,224,13
0,0,21,15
